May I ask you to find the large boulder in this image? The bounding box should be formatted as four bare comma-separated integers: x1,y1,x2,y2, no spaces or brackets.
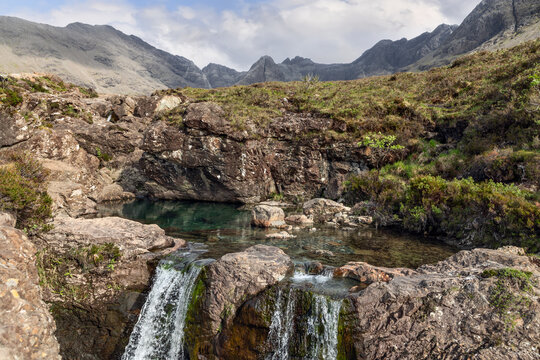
251,205,286,228
0,226,61,360
185,245,293,359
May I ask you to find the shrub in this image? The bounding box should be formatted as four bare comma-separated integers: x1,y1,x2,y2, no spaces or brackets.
0,153,52,234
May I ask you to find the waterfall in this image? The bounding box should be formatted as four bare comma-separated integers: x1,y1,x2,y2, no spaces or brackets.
266,287,342,360
306,294,342,360
266,288,297,360
121,261,202,360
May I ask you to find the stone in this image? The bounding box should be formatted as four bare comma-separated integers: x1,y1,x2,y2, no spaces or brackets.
0,212,16,227
285,214,314,226
343,246,540,359
95,183,135,203
265,231,296,239
155,95,183,113
251,205,286,228
303,198,351,222
185,245,293,358
0,226,61,360
334,262,416,284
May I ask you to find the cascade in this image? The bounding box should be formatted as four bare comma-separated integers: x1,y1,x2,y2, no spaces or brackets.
121,260,203,360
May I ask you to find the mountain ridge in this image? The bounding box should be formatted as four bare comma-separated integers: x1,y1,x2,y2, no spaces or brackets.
0,0,538,93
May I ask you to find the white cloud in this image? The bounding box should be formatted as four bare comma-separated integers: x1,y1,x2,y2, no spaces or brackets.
8,0,482,70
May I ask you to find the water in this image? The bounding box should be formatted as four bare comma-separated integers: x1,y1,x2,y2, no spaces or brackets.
98,199,456,268
266,287,342,360
121,257,204,360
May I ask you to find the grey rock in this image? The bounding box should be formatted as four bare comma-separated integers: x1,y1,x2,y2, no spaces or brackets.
252,205,286,228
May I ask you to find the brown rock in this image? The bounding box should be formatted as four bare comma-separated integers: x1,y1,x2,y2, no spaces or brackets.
0,226,61,360
334,262,415,284
251,205,286,228
185,245,293,358
303,198,351,222
285,214,314,226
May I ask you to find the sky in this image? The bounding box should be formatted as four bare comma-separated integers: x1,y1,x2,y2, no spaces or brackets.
1,0,482,70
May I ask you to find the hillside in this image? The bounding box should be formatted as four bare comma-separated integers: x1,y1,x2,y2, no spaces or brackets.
0,17,209,94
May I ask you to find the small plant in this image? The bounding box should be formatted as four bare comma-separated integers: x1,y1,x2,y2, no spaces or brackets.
1,88,23,107
529,73,540,87
95,147,112,162
269,192,284,201
360,132,405,168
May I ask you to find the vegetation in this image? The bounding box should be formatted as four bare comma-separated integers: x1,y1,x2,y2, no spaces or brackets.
481,268,534,329
36,243,122,302
0,152,53,234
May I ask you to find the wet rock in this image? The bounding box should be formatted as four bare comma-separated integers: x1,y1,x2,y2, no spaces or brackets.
0,226,61,360
0,212,16,227
303,198,351,222
184,245,293,358
285,214,314,226
266,231,296,239
251,205,286,228
334,262,415,284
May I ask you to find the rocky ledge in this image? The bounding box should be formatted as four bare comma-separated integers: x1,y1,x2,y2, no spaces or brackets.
178,245,539,359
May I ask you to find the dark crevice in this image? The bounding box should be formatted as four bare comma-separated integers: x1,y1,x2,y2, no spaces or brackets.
511,0,519,33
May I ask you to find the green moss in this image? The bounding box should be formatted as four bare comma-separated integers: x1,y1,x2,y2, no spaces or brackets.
0,87,23,107
481,268,534,330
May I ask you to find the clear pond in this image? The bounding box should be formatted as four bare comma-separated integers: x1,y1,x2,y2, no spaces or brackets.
99,199,456,268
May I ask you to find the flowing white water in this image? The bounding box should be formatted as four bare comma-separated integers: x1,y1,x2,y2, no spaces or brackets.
121,262,202,360
266,287,342,360
266,288,297,360
306,294,342,360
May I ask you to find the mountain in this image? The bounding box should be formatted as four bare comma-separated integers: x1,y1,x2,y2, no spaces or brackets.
0,16,210,94
0,0,538,92
410,0,540,70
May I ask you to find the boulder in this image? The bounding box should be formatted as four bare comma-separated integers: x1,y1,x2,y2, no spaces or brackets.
303,198,351,222
285,214,314,226
0,226,61,360
95,183,135,203
334,262,416,284
343,246,540,359
185,245,293,358
251,205,286,228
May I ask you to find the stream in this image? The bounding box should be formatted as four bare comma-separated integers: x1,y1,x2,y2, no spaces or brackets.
99,199,457,360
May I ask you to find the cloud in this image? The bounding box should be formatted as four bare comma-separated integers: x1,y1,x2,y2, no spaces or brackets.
8,0,482,70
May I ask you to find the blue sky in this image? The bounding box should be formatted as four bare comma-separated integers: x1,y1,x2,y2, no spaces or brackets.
1,0,481,70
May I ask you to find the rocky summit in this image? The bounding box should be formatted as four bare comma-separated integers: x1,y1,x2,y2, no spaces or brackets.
0,5,539,359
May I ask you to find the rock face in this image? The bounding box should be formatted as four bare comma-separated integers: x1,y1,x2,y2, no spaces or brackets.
0,226,61,360
184,245,293,359
251,205,286,228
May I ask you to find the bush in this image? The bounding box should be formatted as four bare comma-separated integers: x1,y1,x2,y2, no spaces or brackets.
0,153,52,234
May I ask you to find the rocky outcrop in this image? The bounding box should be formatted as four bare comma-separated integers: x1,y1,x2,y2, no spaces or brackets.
0,226,61,360
184,245,293,359
251,205,286,228
36,216,183,359
342,246,540,359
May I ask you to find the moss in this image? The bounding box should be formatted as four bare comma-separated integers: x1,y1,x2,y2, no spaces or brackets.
481,268,534,330
0,87,23,107
183,268,208,359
